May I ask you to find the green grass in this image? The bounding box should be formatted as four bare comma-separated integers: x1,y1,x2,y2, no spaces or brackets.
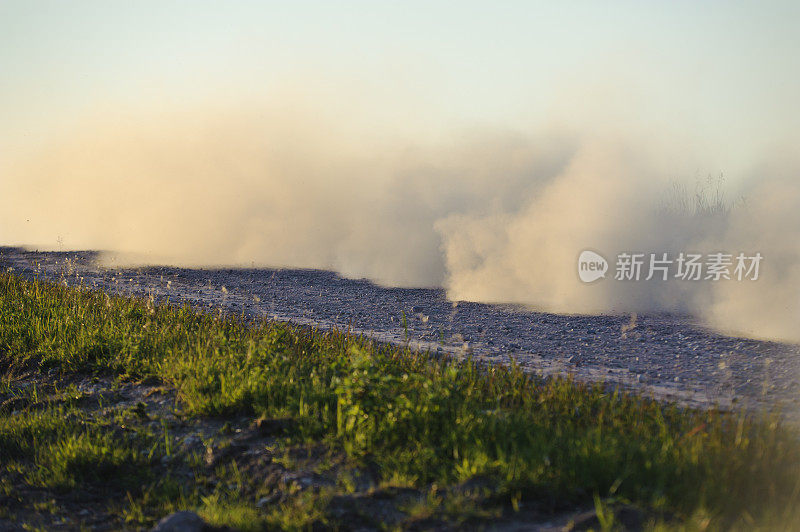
1,271,799,530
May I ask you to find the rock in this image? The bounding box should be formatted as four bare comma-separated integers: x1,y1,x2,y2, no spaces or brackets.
249,416,295,436
281,472,314,490
0,397,27,413
204,443,247,467
568,504,645,531
256,493,280,508
151,511,206,532
182,435,202,448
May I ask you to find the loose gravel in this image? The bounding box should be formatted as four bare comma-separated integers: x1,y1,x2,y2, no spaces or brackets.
2,247,798,418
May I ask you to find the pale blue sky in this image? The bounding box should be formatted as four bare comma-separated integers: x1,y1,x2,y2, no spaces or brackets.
2,1,798,171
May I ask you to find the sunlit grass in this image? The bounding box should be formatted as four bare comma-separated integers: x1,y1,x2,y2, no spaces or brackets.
1,271,799,529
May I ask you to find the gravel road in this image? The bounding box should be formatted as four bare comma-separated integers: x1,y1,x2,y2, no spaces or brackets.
3,246,798,418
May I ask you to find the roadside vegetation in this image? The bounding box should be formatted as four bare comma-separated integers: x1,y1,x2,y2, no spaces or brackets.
1,271,799,530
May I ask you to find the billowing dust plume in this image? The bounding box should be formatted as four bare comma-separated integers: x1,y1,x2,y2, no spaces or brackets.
1,101,798,342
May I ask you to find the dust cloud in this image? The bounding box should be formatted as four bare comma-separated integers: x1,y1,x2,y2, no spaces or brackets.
1,99,798,342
